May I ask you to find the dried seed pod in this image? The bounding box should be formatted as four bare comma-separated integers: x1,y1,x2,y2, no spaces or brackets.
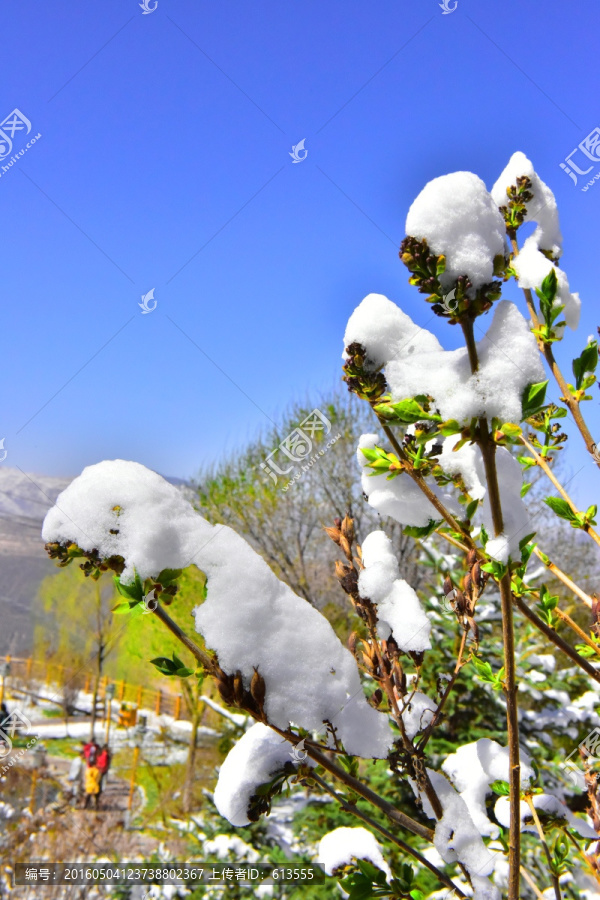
323,525,341,545
369,689,383,708
233,671,245,705
250,669,266,709
340,515,355,545
467,548,477,567
348,632,358,656
339,534,353,561
443,575,454,597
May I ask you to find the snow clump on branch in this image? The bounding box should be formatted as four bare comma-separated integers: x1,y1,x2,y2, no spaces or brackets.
42,460,393,759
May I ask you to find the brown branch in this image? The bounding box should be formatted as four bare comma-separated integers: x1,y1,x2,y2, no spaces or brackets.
461,317,521,900
520,435,600,550
309,770,467,898
375,420,475,549
152,601,434,843
533,546,593,608
511,594,600,686
510,235,600,469
417,625,468,753
525,795,561,900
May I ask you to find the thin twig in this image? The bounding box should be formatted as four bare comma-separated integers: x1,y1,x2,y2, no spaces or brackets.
525,795,561,900
520,434,600,549
309,771,466,898
510,235,599,469
533,546,593,608
511,594,600,685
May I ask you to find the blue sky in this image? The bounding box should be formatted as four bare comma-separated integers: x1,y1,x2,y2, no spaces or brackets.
1,0,599,504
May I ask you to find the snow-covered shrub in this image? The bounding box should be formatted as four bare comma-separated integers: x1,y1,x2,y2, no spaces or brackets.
43,152,600,900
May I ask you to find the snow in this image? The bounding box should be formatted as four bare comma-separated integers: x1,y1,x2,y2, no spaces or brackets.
436,436,486,501
492,151,562,258
343,292,442,368
44,461,393,760
405,172,507,292
442,739,535,839
424,769,500,900
358,530,399,602
400,692,437,739
513,234,580,330
385,300,545,426
358,529,432,652
437,435,529,564
491,152,580,329
213,724,300,827
376,580,433,653
358,434,457,529
204,834,259,862
317,826,391,878
494,792,599,839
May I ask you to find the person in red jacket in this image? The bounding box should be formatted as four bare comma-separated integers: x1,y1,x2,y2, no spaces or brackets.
82,740,98,766
96,745,111,795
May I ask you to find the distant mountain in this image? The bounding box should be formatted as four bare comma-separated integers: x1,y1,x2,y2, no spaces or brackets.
0,465,193,656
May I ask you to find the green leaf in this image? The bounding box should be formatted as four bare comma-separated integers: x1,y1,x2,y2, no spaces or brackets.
403,520,439,539
113,571,144,603
374,398,441,425
466,499,479,521
471,656,495,683
521,380,549,420
490,779,511,796
150,656,179,676
500,422,522,439
156,567,183,585
544,496,577,522
111,599,133,615
572,342,598,389
439,418,462,436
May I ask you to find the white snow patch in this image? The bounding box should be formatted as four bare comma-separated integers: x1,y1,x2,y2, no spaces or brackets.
406,171,506,292
317,826,391,878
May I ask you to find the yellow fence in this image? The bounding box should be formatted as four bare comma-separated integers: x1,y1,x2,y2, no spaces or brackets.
0,655,188,721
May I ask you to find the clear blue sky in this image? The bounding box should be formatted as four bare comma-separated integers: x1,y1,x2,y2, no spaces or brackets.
1,0,599,505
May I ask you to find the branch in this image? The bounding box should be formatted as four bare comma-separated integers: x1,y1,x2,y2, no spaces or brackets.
520,435,600,550
376,419,476,549
510,235,600,469
462,317,521,900
511,594,600,686
525,795,561,900
533,546,593,608
151,601,435,843
309,770,467,898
